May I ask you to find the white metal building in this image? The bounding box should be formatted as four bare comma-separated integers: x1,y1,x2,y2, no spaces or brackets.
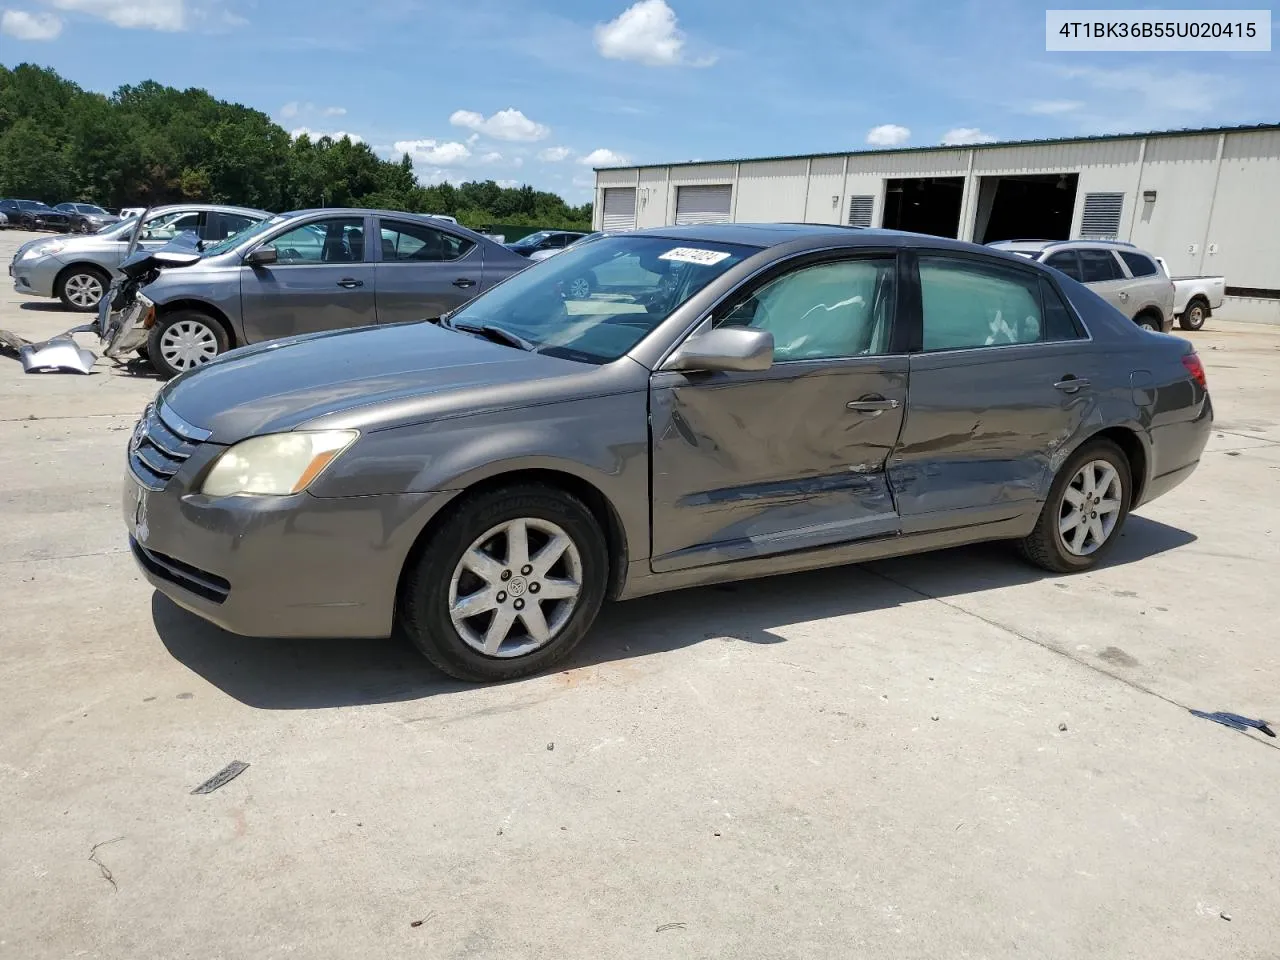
594,124,1280,323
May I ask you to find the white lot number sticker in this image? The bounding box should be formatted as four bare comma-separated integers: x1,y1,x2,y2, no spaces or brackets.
658,247,731,266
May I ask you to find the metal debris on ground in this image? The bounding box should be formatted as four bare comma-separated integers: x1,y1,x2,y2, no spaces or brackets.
546,742,554,751
656,923,686,933
190,760,250,795
1059,722,1068,732
1189,710,1275,737
1,325,99,374
1220,912,1232,921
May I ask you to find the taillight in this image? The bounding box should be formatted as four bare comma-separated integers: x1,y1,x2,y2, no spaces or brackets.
1181,353,1207,389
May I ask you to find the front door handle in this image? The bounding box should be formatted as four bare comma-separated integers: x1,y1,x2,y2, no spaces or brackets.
452,278,476,288
1054,376,1091,393
847,396,901,415
336,278,364,289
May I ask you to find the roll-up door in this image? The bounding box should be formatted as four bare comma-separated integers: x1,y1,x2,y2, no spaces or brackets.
674,184,732,225
601,187,637,232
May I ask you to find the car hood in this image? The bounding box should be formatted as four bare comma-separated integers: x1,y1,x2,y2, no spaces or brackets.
18,233,119,259
161,321,596,443
118,233,203,279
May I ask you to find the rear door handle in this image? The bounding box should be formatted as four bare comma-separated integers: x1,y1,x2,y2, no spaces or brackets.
1054,377,1091,393
847,396,901,414
452,278,476,288
337,278,364,289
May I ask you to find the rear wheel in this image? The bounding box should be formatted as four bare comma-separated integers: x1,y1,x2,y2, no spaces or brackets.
398,485,609,682
146,310,228,379
1018,438,1132,573
56,266,110,312
1178,297,1209,331
1134,312,1161,332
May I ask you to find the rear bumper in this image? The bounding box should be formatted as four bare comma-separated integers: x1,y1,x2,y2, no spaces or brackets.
1141,393,1213,505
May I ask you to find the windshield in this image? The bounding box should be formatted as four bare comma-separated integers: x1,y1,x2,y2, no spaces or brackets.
511,232,551,248
77,204,108,215
200,213,290,257
22,201,53,211
100,217,139,239
444,235,756,364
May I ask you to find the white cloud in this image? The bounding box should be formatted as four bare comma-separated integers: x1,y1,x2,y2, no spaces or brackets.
494,179,521,189
47,0,187,31
513,157,524,168
941,127,997,145
1056,65,1220,116
292,127,364,144
323,105,346,116
466,133,480,146
394,138,471,166
1027,99,1082,115
866,124,910,147
538,145,573,162
579,147,629,167
449,108,550,142
479,151,504,164
280,101,301,119
2,9,63,38
594,0,713,67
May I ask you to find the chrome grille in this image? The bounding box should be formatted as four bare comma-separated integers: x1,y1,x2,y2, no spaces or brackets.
127,397,211,491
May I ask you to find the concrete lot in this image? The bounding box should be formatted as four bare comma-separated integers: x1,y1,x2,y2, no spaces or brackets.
1,226,1278,960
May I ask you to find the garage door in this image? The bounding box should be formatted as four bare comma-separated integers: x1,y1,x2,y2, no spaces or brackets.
675,184,732,225
601,187,637,232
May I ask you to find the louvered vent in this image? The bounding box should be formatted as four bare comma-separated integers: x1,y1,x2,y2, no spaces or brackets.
1080,192,1124,239
847,195,874,228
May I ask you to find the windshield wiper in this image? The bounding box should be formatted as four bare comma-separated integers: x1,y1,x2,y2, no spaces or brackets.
448,320,537,352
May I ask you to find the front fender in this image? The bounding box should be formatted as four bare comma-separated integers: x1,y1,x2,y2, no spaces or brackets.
309,391,653,560
147,272,244,342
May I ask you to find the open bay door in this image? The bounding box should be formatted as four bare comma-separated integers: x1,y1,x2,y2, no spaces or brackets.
674,185,732,225
601,187,637,232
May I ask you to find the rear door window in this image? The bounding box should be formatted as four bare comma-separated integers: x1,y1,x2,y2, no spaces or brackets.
1118,251,1158,277
1078,249,1124,283
918,256,1047,351
379,219,475,262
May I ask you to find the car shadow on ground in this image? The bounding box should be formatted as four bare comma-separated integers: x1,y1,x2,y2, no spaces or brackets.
18,301,74,313
154,514,1195,710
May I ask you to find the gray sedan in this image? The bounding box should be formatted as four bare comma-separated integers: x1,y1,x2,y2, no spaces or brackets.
103,209,531,379
10,204,269,311
123,224,1212,682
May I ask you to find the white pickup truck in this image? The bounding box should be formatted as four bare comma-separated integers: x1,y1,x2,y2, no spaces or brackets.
1155,257,1225,331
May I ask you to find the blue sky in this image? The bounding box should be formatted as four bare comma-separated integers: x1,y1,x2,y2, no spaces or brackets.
2,0,1277,201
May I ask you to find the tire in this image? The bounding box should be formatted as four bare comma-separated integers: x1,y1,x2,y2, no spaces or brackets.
56,266,110,312
1134,312,1160,332
1178,297,1209,331
1018,438,1133,574
399,484,609,682
146,309,229,380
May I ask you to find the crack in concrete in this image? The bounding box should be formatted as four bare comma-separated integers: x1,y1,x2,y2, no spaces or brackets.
88,836,124,892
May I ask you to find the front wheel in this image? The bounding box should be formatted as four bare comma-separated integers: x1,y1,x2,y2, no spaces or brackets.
1018,439,1133,573
57,266,110,311
146,310,229,379
399,485,609,682
1178,298,1208,331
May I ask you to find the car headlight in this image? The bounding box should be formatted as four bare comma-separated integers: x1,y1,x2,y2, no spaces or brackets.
201,430,358,497
21,241,65,260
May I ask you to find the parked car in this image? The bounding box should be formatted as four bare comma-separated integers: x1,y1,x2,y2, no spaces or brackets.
426,214,459,224
10,203,270,312
506,230,587,258
1154,257,1225,331
0,211,8,230
987,239,1174,332
118,207,147,220
0,199,72,232
54,202,121,234
101,208,530,378
123,223,1211,682
527,230,607,263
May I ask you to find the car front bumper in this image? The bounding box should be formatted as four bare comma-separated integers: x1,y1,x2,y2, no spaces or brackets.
123,443,455,639
9,255,61,298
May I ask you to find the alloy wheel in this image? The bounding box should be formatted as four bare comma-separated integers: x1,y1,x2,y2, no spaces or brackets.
568,277,591,299
159,319,220,371
448,517,584,658
1058,459,1123,556
64,273,104,308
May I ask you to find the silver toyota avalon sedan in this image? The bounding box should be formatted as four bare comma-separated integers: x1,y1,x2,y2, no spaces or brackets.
124,223,1212,682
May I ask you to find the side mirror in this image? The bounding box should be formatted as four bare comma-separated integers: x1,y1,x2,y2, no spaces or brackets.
665,327,774,373
245,247,277,266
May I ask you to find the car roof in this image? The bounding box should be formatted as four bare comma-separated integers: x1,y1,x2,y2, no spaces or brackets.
627,223,1021,258
278,208,499,243
989,238,1145,256
136,203,272,217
